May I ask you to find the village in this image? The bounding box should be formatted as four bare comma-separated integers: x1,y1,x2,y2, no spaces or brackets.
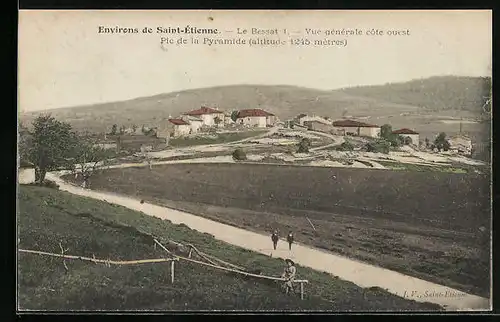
89,105,487,174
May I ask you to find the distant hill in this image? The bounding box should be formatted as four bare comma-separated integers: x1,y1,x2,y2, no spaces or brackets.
339,76,491,113
20,76,491,135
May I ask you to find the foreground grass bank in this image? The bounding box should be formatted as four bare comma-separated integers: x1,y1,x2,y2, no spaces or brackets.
18,186,440,311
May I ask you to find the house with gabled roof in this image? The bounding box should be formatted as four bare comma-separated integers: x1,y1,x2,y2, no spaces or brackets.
304,120,333,133
392,128,419,145
183,106,225,127
181,115,204,133
157,118,191,139
296,114,330,126
236,109,276,127
332,119,381,138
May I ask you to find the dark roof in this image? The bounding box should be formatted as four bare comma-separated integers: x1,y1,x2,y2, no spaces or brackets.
332,119,379,128
184,106,222,116
237,109,274,118
169,119,189,125
392,128,419,135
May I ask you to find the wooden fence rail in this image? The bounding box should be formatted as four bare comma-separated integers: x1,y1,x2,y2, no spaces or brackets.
153,239,309,300
19,240,310,300
18,249,178,265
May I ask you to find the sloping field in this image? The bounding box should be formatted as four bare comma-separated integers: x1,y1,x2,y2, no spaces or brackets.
18,186,440,311
70,164,491,297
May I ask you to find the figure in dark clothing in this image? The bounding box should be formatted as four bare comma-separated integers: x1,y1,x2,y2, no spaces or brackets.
271,230,279,250
287,231,294,250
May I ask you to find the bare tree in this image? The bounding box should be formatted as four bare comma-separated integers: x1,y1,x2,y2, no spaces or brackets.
140,145,153,170
68,136,110,188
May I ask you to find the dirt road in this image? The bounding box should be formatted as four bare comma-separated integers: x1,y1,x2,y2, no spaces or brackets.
17,168,489,311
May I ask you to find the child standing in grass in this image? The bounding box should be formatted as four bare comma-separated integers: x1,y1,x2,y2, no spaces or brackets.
281,259,297,294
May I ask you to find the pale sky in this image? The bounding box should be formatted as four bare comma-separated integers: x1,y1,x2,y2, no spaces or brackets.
18,10,492,112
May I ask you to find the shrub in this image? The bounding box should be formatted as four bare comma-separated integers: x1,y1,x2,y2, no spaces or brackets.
365,139,391,154
403,136,413,145
232,149,247,161
338,140,354,151
297,138,311,153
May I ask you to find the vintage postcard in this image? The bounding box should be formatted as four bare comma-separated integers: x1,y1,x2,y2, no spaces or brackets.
17,10,492,312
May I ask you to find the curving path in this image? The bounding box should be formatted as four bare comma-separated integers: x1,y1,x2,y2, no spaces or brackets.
18,169,490,311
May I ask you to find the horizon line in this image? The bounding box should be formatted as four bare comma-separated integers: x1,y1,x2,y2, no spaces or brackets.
20,74,491,114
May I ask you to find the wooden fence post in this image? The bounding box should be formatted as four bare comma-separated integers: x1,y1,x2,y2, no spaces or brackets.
170,260,175,284
300,282,304,300
305,216,316,231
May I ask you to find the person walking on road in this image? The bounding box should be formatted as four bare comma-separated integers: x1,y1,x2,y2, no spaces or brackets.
281,258,297,295
271,230,279,250
287,231,294,250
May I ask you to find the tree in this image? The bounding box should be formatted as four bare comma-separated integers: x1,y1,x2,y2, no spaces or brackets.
424,137,430,148
389,135,404,148
379,124,404,147
214,116,222,126
132,124,138,132
231,111,239,122
140,145,153,170
119,126,126,135
434,132,450,152
297,138,311,153
19,123,33,168
380,124,393,140
67,135,110,189
22,115,76,183
110,124,118,135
